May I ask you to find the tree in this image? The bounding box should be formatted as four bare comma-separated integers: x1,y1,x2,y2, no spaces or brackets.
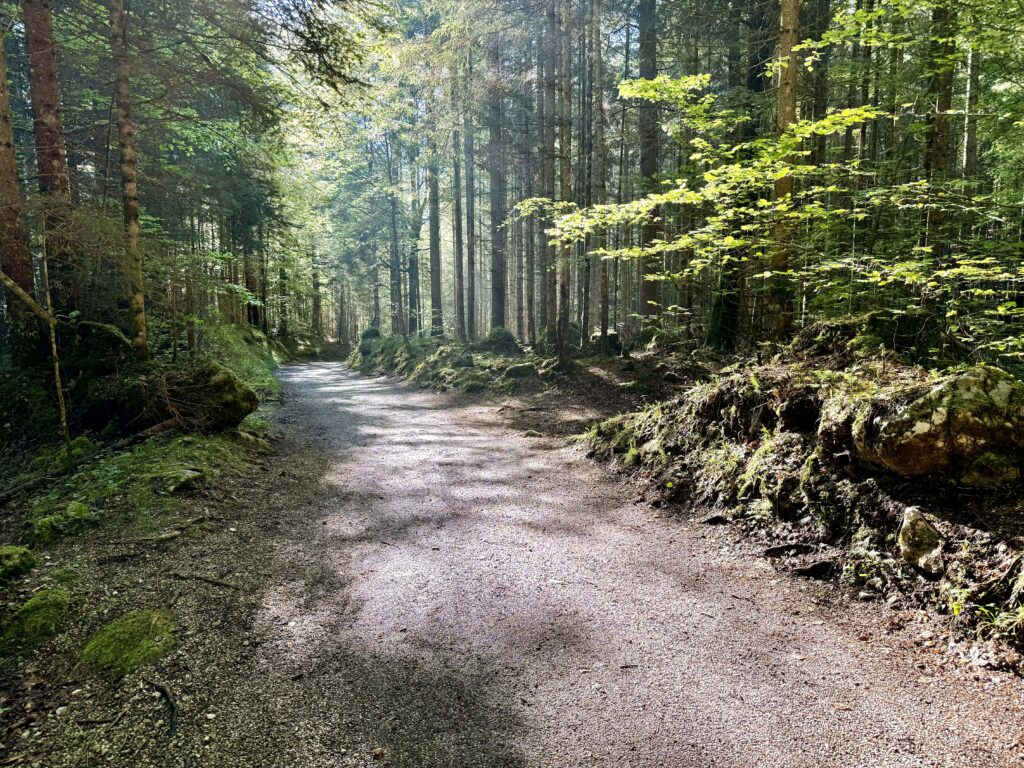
108,0,149,358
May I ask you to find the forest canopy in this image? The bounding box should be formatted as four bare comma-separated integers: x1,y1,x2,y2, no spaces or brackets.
4,0,1024,425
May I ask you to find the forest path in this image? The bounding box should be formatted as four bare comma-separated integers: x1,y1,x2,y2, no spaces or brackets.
243,362,1024,767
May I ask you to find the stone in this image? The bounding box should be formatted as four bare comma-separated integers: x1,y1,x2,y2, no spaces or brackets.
853,365,1024,487
163,468,206,494
897,507,944,576
450,353,475,369
475,327,523,356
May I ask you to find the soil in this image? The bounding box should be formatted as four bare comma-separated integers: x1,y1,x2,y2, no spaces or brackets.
11,362,1024,767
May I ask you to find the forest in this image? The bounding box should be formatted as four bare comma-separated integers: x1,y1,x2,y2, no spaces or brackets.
4,0,1024,765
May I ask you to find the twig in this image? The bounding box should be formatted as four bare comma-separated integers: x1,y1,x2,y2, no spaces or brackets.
143,677,177,737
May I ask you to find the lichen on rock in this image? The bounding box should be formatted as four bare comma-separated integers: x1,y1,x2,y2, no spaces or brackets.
897,507,944,576
852,365,1024,487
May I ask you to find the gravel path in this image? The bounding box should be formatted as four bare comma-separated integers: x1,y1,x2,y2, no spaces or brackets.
242,362,1024,767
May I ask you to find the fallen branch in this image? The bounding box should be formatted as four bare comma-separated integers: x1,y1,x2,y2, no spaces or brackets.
143,677,177,737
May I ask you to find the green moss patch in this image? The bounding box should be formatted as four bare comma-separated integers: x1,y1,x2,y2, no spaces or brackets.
1,589,71,652
0,546,37,585
82,609,175,677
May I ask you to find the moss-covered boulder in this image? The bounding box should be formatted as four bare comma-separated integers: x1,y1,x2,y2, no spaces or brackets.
0,546,37,584
897,507,944,576
1,589,71,652
476,327,523,356
590,331,623,354
85,360,259,435
82,609,175,677
853,365,1024,487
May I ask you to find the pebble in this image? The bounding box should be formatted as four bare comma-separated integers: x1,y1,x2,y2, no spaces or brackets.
206,713,216,721
55,707,67,716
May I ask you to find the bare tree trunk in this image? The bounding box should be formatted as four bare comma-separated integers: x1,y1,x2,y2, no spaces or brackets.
637,0,659,321
770,0,799,340
0,27,36,360
463,60,477,340
544,0,558,346
962,46,980,179
108,0,148,358
487,40,507,330
428,146,443,336
556,0,573,368
311,267,322,336
23,0,76,314
593,0,610,354
452,124,466,341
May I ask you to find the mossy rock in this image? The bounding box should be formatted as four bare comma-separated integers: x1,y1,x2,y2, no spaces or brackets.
25,501,93,547
590,331,623,355
0,546,37,585
476,328,523,356
360,327,382,341
852,365,1024,487
451,353,475,369
160,467,207,494
82,609,175,677
84,360,259,435
1,589,71,652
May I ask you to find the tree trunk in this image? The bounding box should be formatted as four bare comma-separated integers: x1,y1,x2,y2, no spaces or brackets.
108,0,148,358
452,125,466,340
487,40,507,330
593,0,610,354
924,1,956,181
962,46,980,179
637,0,659,321
23,0,77,314
544,0,558,346
463,61,477,340
311,267,322,336
0,28,36,360
556,0,573,368
428,147,443,336
770,0,799,341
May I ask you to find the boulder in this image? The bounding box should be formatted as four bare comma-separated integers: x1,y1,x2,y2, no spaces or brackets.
450,353,475,369
897,507,944,576
85,361,259,435
476,328,523,356
590,331,623,354
853,365,1024,487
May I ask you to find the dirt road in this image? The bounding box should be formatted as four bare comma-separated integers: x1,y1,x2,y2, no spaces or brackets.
215,361,1020,768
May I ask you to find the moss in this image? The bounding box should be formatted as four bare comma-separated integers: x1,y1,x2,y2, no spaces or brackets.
82,609,175,677
25,500,94,546
0,546,37,584
24,434,250,531
961,452,1020,488
1,589,71,652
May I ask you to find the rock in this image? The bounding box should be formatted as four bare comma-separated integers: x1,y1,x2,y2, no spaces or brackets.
590,331,623,354
0,589,71,651
502,363,537,379
0,546,36,585
451,353,475,369
853,365,1024,487
163,468,206,494
793,559,838,580
476,328,523,356
897,507,944,576
763,543,817,558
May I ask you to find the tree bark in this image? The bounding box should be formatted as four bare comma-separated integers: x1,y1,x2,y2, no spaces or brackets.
0,26,36,359
23,0,76,314
463,59,477,340
487,40,507,329
428,146,443,336
770,0,799,340
452,124,466,340
637,0,659,321
592,0,610,354
556,0,573,368
108,0,148,358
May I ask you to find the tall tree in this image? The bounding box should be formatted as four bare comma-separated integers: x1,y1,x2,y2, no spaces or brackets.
487,38,507,329
636,0,659,321
108,0,148,358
